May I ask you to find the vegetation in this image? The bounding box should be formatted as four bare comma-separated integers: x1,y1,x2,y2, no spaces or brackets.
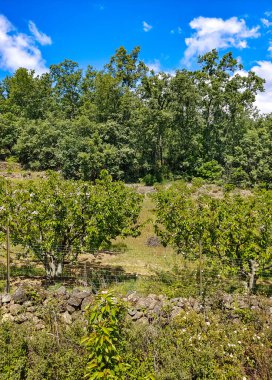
0,45,272,379
154,182,272,292
0,48,271,186
0,172,142,277
0,292,271,380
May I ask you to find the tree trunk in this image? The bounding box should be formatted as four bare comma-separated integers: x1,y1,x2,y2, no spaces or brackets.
248,259,259,293
44,254,64,278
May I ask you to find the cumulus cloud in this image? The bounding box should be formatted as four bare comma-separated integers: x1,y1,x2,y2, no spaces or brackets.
261,18,272,28
28,21,52,45
143,21,152,32
183,16,260,63
251,60,272,114
0,14,51,75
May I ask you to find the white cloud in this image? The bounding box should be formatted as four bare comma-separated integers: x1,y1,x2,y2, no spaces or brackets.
147,59,161,73
28,21,52,45
0,14,50,75
261,18,272,28
183,16,260,63
143,21,152,32
251,60,272,114
265,11,272,17
170,27,182,35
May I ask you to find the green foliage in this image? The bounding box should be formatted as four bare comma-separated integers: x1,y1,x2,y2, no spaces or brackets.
125,307,272,379
1,172,143,277
82,292,130,379
154,182,272,292
0,47,270,185
0,321,87,380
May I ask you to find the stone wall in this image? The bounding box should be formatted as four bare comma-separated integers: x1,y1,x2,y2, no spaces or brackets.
0,286,271,329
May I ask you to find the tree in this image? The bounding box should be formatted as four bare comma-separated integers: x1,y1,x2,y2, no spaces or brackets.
5,172,142,278
154,182,272,292
2,68,52,119
50,59,83,119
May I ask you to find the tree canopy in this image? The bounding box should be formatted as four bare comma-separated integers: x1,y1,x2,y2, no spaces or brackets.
0,47,271,186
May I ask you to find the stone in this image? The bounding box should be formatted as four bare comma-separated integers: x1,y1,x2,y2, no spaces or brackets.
14,313,30,323
56,286,67,296
36,322,45,330
74,291,92,299
81,295,94,310
2,294,11,303
61,311,72,324
72,311,83,321
10,304,23,316
148,300,158,310
131,311,143,321
67,304,76,314
171,306,182,319
12,287,28,304
24,301,33,307
1,313,14,322
137,316,149,325
68,296,82,308
136,298,151,310
128,308,137,316
27,306,37,313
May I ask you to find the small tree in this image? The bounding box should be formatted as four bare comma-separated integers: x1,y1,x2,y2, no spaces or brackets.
154,182,272,292
6,171,142,278
82,292,129,379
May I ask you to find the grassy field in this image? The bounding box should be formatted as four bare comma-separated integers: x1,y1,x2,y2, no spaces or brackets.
80,194,182,276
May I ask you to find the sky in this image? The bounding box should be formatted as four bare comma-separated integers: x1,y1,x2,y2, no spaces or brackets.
0,0,272,112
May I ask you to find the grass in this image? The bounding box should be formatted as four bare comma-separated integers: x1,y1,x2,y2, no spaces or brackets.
81,194,184,276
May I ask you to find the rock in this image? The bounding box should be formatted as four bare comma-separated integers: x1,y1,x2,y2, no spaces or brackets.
171,306,182,318
24,301,33,307
148,300,158,310
1,313,14,322
128,308,137,316
81,295,94,310
14,313,30,323
56,286,67,296
68,296,82,308
146,236,161,247
136,298,151,310
61,311,72,324
72,311,83,321
131,311,143,321
73,291,92,300
10,304,23,316
2,294,11,303
27,306,37,313
137,316,149,325
36,322,45,330
12,287,28,304
67,304,76,314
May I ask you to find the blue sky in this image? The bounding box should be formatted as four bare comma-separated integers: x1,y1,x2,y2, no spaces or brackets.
1,0,272,112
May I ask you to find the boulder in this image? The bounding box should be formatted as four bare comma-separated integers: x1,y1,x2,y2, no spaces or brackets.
12,287,28,304
10,304,23,316
66,304,76,314
81,295,94,310
68,296,82,308
2,294,11,303
1,313,14,322
61,311,72,325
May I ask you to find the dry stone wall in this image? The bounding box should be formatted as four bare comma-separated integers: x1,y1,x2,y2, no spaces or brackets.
0,286,271,329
